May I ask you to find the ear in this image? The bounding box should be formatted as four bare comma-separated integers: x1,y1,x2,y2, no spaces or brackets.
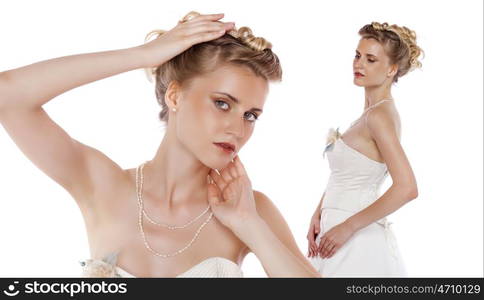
387,63,398,78
164,80,182,111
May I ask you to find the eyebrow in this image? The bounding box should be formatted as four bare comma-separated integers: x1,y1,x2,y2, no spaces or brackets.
213,92,263,113
356,50,377,58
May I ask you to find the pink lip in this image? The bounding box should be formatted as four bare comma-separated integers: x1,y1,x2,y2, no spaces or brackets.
213,142,236,154
354,72,365,77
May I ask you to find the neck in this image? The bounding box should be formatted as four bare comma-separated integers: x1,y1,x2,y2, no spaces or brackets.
364,83,393,110
143,130,210,210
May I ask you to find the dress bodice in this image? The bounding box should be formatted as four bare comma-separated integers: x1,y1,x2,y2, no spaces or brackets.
80,255,243,278
322,131,389,213
321,99,393,213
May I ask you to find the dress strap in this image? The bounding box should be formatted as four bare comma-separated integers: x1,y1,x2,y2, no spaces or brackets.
349,99,393,129
364,99,393,124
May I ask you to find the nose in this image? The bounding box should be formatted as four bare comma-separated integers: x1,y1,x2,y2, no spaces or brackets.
226,116,245,139
353,58,362,69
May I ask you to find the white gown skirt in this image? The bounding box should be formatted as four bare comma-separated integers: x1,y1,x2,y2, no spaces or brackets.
308,208,407,277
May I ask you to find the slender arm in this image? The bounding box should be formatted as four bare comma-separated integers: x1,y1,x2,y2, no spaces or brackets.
234,216,320,277
0,46,148,110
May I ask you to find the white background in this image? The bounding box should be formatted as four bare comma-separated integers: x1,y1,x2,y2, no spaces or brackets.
0,0,482,277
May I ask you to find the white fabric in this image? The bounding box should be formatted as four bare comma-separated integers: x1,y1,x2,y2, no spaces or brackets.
80,256,243,278
309,137,407,277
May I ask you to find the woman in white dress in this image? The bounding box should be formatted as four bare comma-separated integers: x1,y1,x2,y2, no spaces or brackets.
0,11,319,277
306,22,423,277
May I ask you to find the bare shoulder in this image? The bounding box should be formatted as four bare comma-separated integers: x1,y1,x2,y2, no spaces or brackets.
253,190,271,206
366,103,401,140
252,190,292,238
253,190,282,221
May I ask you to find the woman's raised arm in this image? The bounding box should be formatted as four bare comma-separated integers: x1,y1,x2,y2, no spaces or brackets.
0,13,234,207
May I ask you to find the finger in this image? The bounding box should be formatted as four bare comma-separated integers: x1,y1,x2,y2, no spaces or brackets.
326,244,337,258
317,243,325,257
307,233,316,251
319,243,327,258
186,19,234,30
320,238,332,258
308,227,318,252
317,235,327,253
179,13,224,25
207,182,222,206
228,161,238,178
307,233,316,256
184,21,234,36
327,245,338,258
312,228,320,254
307,227,314,242
320,245,328,258
310,243,317,257
209,169,228,191
189,30,228,45
219,166,234,183
322,243,334,258
233,155,248,177
310,238,317,257
312,237,319,254
189,13,225,23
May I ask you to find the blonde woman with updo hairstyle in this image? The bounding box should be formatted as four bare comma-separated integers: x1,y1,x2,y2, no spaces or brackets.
306,22,423,277
0,11,319,277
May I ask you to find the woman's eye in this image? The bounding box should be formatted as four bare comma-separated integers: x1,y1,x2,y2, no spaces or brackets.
354,54,360,59
244,112,258,122
214,100,229,110
368,59,376,63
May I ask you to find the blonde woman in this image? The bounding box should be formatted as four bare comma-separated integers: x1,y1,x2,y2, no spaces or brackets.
0,12,319,278
307,22,423,277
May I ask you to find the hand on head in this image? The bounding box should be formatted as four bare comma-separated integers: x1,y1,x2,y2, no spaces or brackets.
141,12,235,69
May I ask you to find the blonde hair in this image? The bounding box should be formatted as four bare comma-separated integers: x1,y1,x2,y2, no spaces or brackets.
359,22,423,82
143,12,282,123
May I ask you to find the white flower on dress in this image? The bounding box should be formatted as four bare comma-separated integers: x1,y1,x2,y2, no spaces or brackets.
80,252,121,278
323,127,341,158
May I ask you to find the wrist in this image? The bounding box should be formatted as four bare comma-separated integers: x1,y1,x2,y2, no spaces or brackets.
344,216,359,233
230,214,265,242
130,45,157,69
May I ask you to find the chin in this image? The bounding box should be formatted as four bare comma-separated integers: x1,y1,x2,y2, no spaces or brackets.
199,154,233,171
353,78,365,87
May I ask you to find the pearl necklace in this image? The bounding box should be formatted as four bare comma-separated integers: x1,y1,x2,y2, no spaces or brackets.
143,207,210,229
136,161,213,258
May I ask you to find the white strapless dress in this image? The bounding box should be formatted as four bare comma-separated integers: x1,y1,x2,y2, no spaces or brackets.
80,256,243,278
308,130,407,277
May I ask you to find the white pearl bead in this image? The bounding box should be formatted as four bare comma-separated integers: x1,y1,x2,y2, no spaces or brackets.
135,161,212,258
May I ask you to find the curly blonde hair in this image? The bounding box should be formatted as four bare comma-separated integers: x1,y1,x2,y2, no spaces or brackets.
144,12,282,123
359,22,423,82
